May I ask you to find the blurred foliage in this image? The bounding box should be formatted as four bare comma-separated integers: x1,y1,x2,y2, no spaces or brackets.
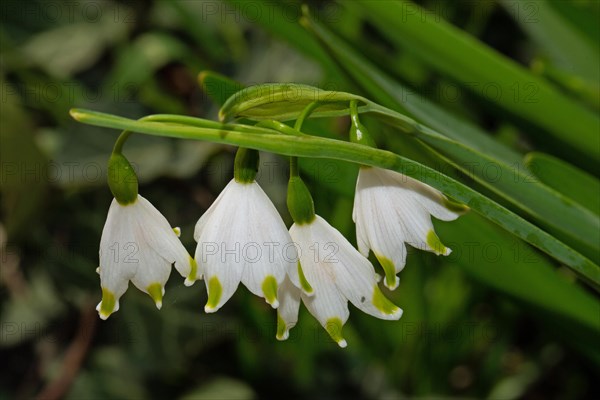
1,1,599,399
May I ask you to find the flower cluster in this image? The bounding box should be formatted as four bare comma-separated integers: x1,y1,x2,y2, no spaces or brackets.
96,119,467,347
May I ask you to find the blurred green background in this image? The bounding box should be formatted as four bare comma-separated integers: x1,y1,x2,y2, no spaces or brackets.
1,0,599,399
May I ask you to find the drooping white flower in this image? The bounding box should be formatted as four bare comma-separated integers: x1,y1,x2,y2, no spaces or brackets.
194,179,296,313
97,195,197,320
277,215,402,348
353,167,468,290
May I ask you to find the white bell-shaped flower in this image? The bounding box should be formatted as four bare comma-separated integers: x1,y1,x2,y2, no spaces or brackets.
353,167,468,290
277,215,403,348
194,179,295,313
97,195,196,320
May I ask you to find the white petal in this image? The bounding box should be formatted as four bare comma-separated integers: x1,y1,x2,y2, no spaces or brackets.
195,181,249,312
310,216,402,320
276,276,301,341
354,169,407,288
130,244,171,309
135,195,197,284
374,167,467,222
97,199,138,318
290,220,349,347
287,226,313,296
352,188,370,257
388,169,465,221
393,195,451,256
193,179,234,241
239,183,293,308
358,168,452,256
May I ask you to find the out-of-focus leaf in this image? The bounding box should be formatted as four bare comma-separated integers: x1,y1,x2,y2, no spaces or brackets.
546,0,600,51
21,2,131,79
486,362,539,400
525,152,600,216
351,0,600,163
438,213,600,360
224,0,340,79
499,0,599,85
180,377,256,400
0,79,48,237
199,71,244,106
0,272,65,347
107,32,201,91
158,0,229,61
531,60,600,109
67,347,148,399
300,9,523,166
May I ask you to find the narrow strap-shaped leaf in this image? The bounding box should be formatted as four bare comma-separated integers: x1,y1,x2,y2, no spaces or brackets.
198,71,244,106
299,9,523,166
350,0,600,163
499,0,599,85
525,152,600,216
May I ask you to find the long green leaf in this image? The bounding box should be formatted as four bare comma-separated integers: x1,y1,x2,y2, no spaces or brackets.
69,108,600,288
499,0,599,85
198,71,244,106
224,0,340,79
525,152,600,216
299,8,522,166
439,214,600,358
351,0,600,163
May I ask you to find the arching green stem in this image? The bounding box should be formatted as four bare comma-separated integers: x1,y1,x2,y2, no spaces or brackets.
70,107,600,289
290,101,321,178
287,102,320,224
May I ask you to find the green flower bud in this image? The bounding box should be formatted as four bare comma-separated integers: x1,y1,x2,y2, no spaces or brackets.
107,153,138,205
287,176,315,225
350,100,376,148
234,148,259,184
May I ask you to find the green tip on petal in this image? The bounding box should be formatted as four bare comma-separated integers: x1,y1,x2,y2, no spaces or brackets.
375,254,399,290
173,227,181,237
147,283,164,310
205,276,223,313
443,197,470,214
372,286,402,318
276,313,289,341
325,317,347,348
297,262,313,295
185,256,198,287
426,230,450,255
98,288,117,320
262,275,279,308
